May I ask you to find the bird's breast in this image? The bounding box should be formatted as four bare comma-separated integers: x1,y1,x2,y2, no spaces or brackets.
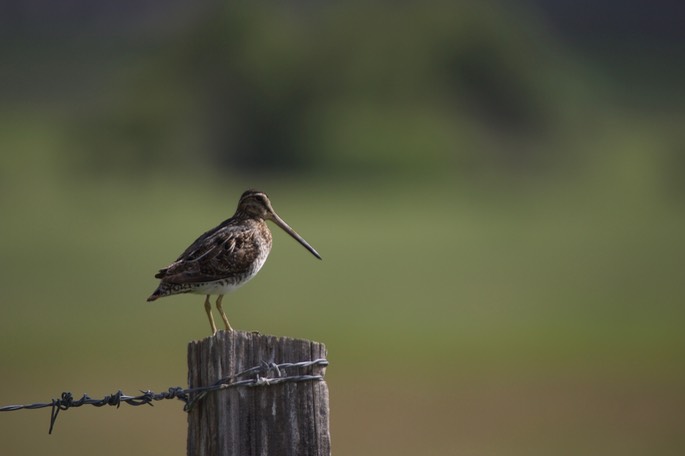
247,222,272,275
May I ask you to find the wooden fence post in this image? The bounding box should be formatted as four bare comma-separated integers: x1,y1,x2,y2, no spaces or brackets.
186,330,331,456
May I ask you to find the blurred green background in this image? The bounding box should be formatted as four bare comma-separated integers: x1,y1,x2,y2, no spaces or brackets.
1,1,684,455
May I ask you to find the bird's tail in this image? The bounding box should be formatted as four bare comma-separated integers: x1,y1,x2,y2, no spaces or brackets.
147,282,188,301
147,287,163,302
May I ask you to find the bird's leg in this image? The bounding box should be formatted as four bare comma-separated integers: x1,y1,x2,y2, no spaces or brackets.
216,295,233,331
204,295,217,334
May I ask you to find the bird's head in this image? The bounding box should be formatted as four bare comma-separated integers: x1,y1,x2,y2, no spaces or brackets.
236,189,321,260
236,190,275,220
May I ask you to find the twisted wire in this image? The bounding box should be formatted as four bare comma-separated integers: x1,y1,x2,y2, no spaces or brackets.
0,358,328,434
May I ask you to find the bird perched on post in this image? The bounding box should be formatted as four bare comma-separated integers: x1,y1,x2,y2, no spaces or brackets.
147,189,321,334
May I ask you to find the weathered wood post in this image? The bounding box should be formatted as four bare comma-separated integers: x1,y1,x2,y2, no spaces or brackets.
186,330,331,456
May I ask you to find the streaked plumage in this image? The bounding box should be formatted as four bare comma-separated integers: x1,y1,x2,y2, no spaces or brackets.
147,190,321,334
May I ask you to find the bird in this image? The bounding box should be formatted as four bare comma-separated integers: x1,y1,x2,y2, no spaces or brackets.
147,189,321,334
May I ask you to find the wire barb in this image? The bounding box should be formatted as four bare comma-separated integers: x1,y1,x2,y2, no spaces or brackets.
0,358,328,434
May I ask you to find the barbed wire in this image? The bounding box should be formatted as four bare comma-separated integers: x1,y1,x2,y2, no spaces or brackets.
0,358,328,434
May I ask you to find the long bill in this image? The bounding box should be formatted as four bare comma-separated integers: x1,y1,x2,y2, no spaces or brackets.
271,213,322,260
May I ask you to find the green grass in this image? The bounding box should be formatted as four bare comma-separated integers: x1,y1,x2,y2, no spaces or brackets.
1,168,684,455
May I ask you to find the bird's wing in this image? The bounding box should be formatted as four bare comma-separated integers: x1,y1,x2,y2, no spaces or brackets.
155,223,261,284
174,219,231,261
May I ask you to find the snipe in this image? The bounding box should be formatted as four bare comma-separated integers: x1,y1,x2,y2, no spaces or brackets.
147,190,321,334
